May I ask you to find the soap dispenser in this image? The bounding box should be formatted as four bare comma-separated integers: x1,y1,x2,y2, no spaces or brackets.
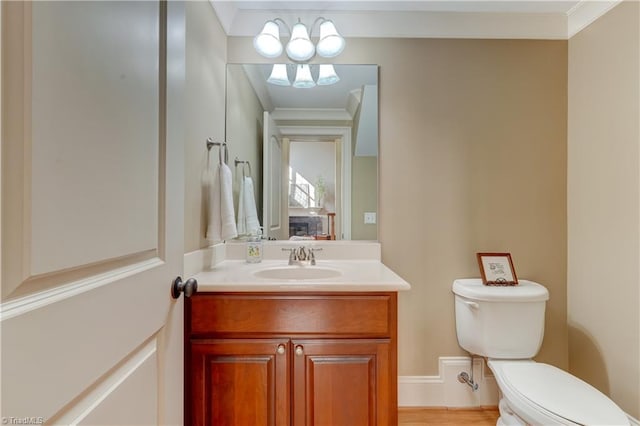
246,227,263,263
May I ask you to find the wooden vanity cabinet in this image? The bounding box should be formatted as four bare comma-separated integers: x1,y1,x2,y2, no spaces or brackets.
185,292,398,426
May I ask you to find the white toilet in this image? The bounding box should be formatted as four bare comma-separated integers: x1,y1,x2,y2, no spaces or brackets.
453,278,630,426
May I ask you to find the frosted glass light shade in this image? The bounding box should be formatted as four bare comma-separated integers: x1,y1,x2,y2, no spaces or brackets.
267,64,290,86
253,21,283,58
317,64,340,86
286,22,315,62
316,20,345,58
293,64,316,88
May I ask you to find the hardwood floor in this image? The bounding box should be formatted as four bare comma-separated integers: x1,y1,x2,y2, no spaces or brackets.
398,407,500,425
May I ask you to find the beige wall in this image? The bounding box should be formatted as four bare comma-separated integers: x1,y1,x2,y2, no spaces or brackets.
184,2,227,253
373,38,568,376
228,38,568,375
568,0,640,418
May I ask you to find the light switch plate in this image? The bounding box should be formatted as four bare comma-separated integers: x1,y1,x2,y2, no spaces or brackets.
364,212,377,224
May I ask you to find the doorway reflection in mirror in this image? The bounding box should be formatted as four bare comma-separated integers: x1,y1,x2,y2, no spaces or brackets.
288,140,336,239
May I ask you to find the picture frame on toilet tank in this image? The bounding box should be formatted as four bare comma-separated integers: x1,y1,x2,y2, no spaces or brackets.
477,252,518,285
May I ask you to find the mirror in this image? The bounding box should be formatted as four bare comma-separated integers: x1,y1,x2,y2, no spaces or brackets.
225,64,378,240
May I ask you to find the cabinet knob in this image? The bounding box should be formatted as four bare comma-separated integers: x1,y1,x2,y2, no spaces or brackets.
171,276,198,299
277,344,286,355
295,345,304,356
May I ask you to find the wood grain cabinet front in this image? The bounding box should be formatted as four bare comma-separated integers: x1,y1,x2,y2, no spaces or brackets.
185,292,398,426
189,339,291,426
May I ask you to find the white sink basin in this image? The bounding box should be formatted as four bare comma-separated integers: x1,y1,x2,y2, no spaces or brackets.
253,266,342,281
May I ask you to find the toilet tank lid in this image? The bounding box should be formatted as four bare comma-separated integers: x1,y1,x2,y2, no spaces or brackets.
452,279,549,302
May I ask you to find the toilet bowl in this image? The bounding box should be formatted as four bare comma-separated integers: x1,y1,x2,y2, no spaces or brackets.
453,279,630,426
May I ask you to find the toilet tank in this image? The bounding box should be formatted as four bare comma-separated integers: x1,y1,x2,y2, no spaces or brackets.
452,279,549,359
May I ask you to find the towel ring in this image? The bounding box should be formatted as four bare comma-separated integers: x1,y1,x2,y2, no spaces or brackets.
206,138,228,165
234,157,252,177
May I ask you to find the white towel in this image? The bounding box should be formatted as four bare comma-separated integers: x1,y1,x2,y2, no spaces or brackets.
205,161,237,242
204,162,220,243
237,176,260,235
219,162,237,240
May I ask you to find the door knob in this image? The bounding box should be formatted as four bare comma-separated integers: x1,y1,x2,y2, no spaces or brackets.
277,344,286,355
171,276,198,299
295,345,304,356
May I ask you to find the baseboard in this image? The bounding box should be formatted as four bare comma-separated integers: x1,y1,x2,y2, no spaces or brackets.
183,243,225,276
398,356,499,408
399,357,640,424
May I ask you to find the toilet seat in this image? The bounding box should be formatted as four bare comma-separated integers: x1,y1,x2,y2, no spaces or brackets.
489,360,630,426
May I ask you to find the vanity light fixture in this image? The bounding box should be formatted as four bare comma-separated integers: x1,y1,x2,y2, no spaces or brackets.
266,64,340,88
254,18,345,62
316,21,345,58
287,21,315,62
267,64,291,86
316,64,340,85
292,64,316,88
253,20,283,58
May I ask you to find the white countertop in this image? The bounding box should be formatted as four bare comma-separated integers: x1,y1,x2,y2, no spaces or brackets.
193,259,411,292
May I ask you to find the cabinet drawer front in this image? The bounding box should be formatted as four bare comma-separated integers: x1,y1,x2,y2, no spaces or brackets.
189,293,395,337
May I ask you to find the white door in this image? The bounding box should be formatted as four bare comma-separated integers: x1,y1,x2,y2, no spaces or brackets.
1,2,185,425
262,112,287,240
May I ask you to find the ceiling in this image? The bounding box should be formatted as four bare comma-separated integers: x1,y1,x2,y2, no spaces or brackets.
211,0,621,40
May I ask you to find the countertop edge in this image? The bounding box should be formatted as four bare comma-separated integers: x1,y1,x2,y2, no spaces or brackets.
192,259,411,292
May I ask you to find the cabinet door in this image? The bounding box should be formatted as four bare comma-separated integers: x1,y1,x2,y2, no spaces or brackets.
190,339,290,426
292,339,392,426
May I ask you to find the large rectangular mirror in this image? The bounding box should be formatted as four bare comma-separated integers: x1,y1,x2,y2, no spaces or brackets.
225,64,378,241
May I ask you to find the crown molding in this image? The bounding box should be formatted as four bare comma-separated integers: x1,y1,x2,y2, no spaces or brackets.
271,107,352,122
567,0,623,38
210,0,623,40
215,7,568,39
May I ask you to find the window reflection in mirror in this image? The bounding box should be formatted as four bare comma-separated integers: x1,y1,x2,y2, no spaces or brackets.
225,64,378,241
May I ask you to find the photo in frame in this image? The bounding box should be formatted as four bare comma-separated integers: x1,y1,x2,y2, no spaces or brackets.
477,252,518,286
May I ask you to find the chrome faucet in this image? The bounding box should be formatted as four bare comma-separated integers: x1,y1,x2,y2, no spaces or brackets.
296,246,308,261
283,246,322,265
283,247,297,265
309,247,322,265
